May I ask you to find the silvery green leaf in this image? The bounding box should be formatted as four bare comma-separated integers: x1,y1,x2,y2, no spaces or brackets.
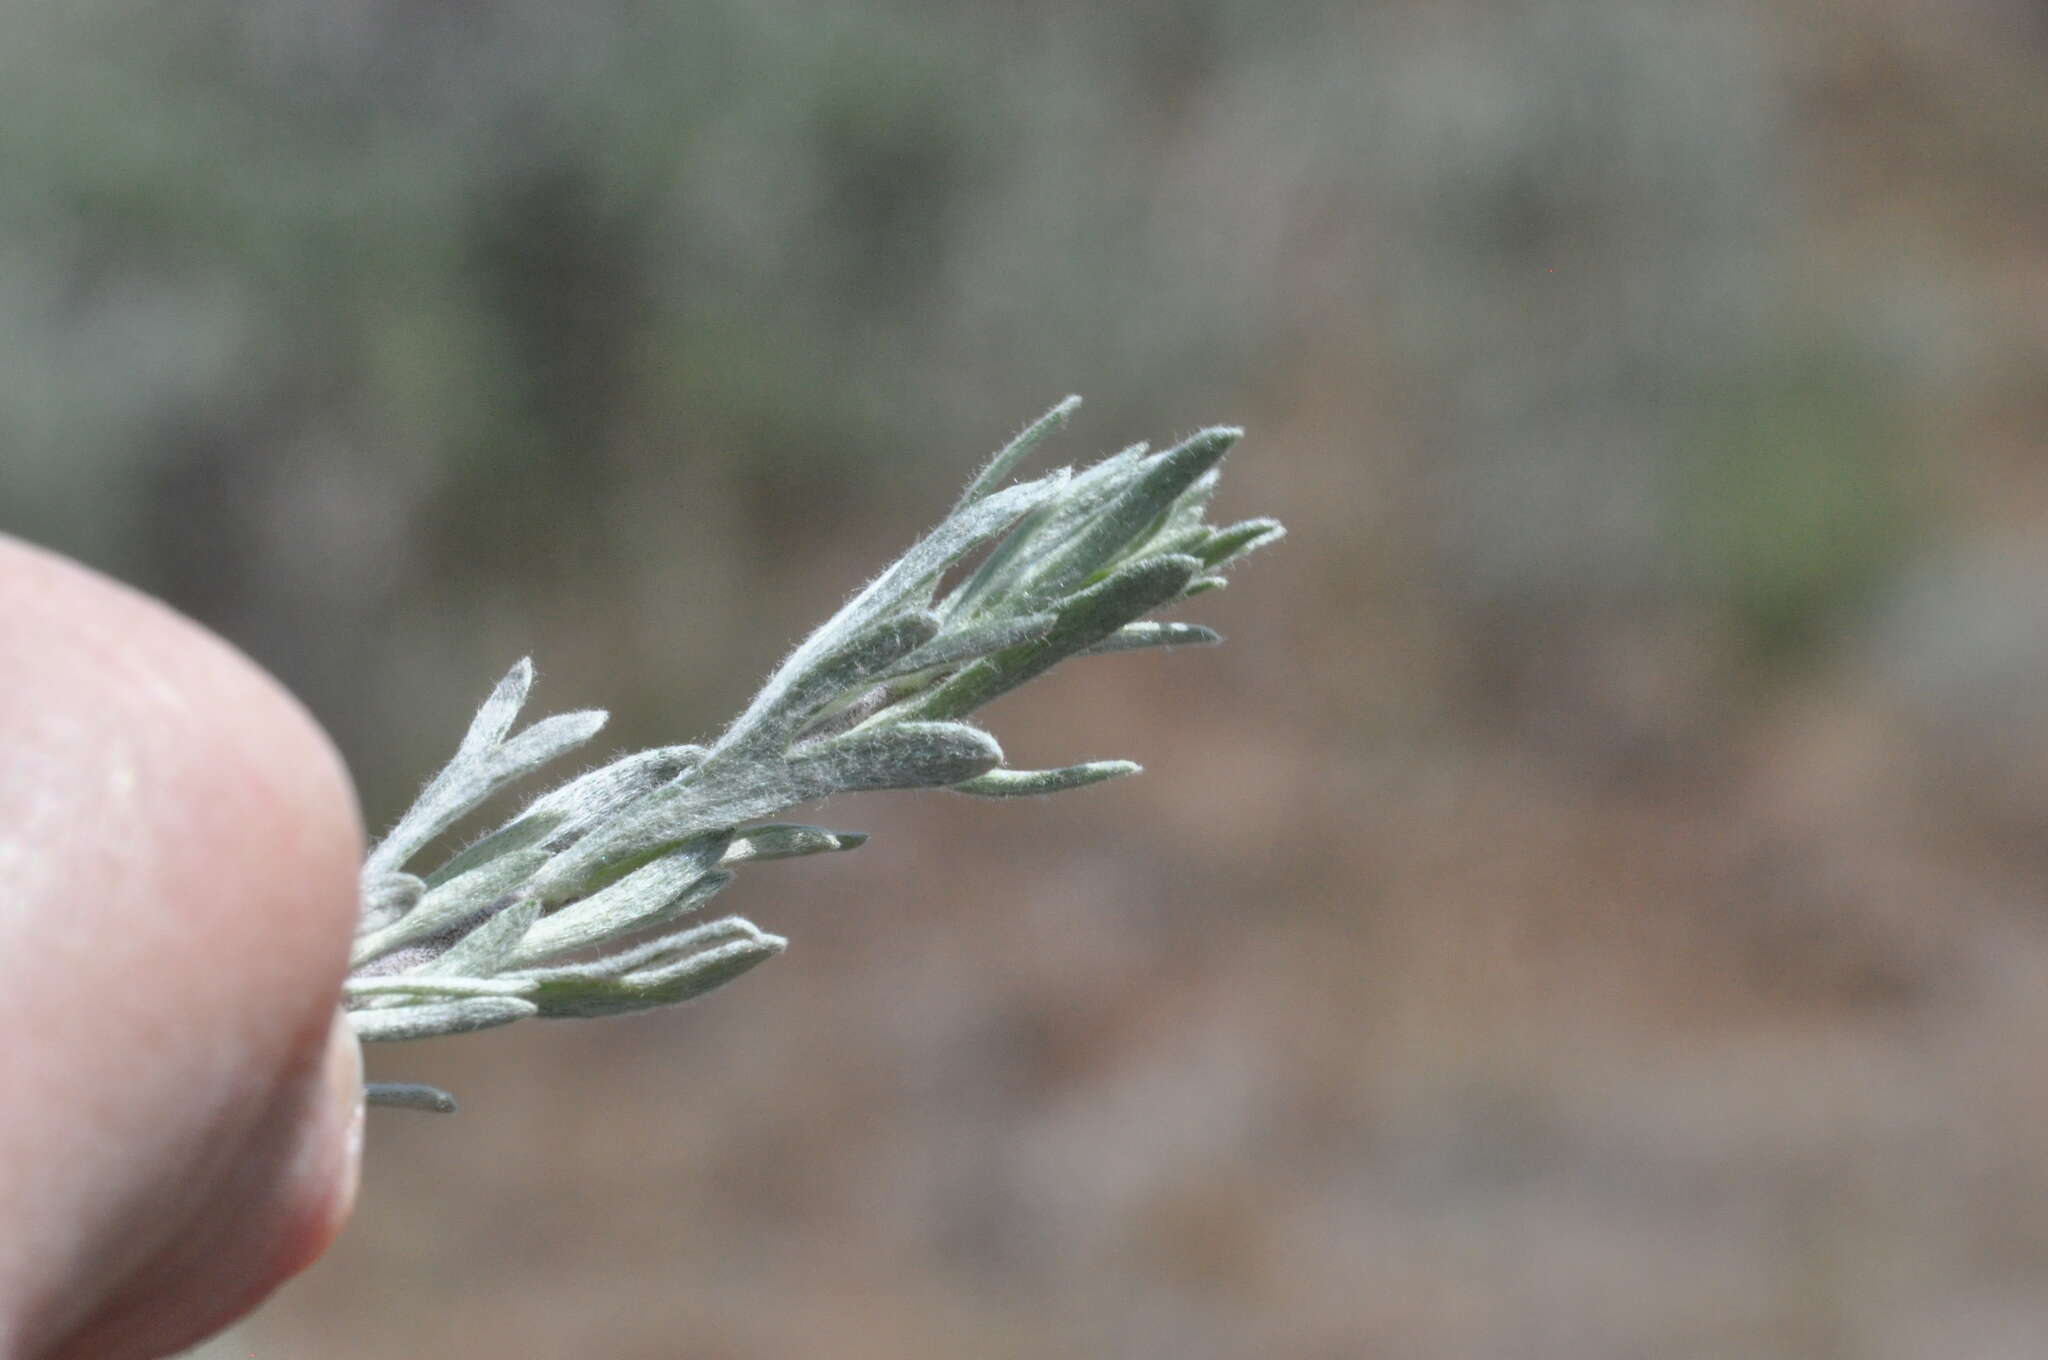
904,554,1204,720
365,1082,459,1113
1006,549,1205,666
873,613,1059,683
419,848,549,922
721,824,869,864
540,720,1002,893
1182,576,1229,597
349,996,539,1043
717,611,941,755
344,974,540,1000
940,500,1059,620
785,681,905,745
362,659,531,879
788,721,1003,793
523,744,706,824
422,813,566,888
763,469,1071,698
359,872,425,931
955,394,1081,508
351,849,550,967
1032,442,1152,535
1161,466,1223,537
528,771,791,897
460,658,534,757
511,853,734,966
951,761,1141,797
623,929,784,997
848,468,1071,625
516,915,764,981
1019,428,1239,602
1080,621,1223,655
426,894,542,977
469,706,611,799
428,744,706,885
947,444,1150,618
524,921,787,1018
1198,518,1287,568
1094,470,1221,579
363,696,608,882
1141,523,1217,563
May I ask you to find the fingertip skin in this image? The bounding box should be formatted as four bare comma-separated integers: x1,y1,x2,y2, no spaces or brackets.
0,534,364,1359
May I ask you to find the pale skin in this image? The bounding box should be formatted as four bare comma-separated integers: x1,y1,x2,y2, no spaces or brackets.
0,535,364,1359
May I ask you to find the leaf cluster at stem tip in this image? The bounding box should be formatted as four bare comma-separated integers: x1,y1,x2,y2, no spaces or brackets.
347,396,1284,1112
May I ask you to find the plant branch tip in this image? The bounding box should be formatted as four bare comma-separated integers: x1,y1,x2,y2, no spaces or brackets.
347,397,1280,1106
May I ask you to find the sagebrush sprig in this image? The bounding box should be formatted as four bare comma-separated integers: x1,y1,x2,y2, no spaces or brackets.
349,397,1283,1112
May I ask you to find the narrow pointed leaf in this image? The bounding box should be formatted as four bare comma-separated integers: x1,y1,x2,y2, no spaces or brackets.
1162,467,1223,536
1019,428,1239,601
949,444,1149,616
873,613,1058,682
846,469,1071,627
348,996,538,1043
717,611,940,755
758,470,1071,707
365,659,534,878
364,700,608,882
528,766,801,895
1142,524,1216,562
721,824,869,864
951,761,1141,797
527,926,787,1018
902,554,1203,720
1080,622,1222,656
523,744,706,823
351,849,550,968
628,930,786,998
516,916,766,982
941,500,1060,620
429,744,706,885
956,395,1081,507
427,894,542,977
1198,518,1286,568
789,721,1003,792
516,835,733,962
466,658,536,750
423,812,568,888
512,861,733,966
481,709,611,790
345,975,540,1000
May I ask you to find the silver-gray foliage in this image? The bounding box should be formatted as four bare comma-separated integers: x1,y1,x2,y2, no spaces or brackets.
349,398,1282,1111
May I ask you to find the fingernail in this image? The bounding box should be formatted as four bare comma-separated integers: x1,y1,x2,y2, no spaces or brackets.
320,1008,365,1226
279,1010,364,1278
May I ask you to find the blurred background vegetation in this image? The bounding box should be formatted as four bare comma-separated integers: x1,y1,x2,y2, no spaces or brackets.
3,0,2045,1354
